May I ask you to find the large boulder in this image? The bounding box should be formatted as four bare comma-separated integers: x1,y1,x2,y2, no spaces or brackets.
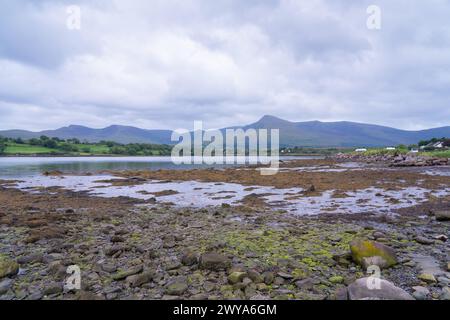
435,210,450,222
350,239,397,269
0,255,19,279
348,277,414,300
199,253,231,271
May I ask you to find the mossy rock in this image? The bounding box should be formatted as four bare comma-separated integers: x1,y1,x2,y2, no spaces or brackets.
0,255,19,279
350,239,397,269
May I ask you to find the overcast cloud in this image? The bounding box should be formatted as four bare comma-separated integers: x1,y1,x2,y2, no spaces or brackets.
0,0,449,131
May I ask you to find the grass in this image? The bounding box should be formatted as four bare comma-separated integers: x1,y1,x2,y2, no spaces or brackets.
4,143,58,154
422,150,450,158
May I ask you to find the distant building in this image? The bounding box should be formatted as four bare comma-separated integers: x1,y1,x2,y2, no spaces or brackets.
355,148,367,152
385,147,396,150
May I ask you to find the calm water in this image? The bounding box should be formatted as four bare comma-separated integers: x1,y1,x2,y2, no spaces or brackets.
0,156,321,178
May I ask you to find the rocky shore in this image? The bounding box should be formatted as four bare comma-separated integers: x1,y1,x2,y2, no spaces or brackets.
0,191,449,300
333,153,449,167
0,159,449,300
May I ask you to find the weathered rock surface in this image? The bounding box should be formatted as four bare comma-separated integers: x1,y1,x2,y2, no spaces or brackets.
348,278,414,300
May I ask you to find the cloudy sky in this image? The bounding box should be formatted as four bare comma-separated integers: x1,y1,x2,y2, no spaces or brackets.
1,0,449,131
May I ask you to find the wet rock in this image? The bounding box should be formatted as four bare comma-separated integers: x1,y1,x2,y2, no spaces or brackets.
199,253,231,271
181,251,198,266
165,276,188,295
434,210,450,221
418,273,437,283
0,256,19,279
348,278,414,300
412,286,430,300
350,239,397,269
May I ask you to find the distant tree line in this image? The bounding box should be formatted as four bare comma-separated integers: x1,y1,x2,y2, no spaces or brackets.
0,135,173,156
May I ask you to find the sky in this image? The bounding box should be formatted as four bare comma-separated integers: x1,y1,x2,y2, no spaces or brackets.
0,0,449,131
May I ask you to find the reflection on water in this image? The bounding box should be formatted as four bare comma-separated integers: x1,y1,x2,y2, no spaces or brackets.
0,156,321,178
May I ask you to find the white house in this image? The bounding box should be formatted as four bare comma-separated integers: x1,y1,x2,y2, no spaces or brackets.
385,147,396,150
355,148,367,152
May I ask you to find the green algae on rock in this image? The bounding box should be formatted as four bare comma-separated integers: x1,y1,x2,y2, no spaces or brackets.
350,239,397,269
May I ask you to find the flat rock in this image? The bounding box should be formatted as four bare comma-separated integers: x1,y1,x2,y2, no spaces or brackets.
199,253,231,271
348,277,414,300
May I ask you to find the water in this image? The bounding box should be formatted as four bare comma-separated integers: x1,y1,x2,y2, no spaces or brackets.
0,156,321,178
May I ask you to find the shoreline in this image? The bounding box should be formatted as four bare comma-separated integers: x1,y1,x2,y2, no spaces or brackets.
0,158,449,300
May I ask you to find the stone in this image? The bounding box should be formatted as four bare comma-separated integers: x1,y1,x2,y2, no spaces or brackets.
247,270,264,283
126,271,154,288
350,239,397,269
112,265,143,281
348,277,414,300
277,272,293,279
418,273,437,283
415,236,434,245
228,271,247,284
0,256,19,279
0,278,13,295
412,286,430,300
43,282,63,296
263,272,274,285
434,210,450,221
329,276,344,284
199,253,231,271
181,251,198,266
17,253,43,265
165,276,188,295
440,287,450,300
101,264,117,273
295,278,314,290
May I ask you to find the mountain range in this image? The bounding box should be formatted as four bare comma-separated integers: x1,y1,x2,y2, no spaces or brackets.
1,115,449,147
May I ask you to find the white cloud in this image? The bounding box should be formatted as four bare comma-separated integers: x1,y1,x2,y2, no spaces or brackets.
0,0,449,131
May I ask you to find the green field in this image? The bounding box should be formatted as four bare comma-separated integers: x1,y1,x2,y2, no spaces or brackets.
357,148,449,158
3,143,110,156
5,143,58,154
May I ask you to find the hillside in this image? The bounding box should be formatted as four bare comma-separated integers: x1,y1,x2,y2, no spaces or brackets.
1,116,449,147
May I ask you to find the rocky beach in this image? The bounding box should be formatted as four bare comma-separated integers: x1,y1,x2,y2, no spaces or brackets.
0,156,449,300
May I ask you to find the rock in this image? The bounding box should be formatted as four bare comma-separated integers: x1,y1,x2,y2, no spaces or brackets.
165,277,188,295
434,210,450,221
126,271,154,288
415,236,434,245
181,251,198,266
0,278,13,295
277,272,294,279
105,245,129,256
228,271,247,284
348,277,414,300
76,291,105,300
440,287,450,300
350,239,397,269
418,273,437,283
43,282,63,296
17,253,43,265
0,255,19,279
101,264,117,273
329,276,344,284
434,235,448,242
247,270,264,284
199,253,231,271
412,286,430,300
263,272,274,285
112,265,143,281
110,235,125,243
295,278,314,290
333,287,348,300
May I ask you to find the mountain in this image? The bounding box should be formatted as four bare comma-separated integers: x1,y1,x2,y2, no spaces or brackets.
0,125,173,145
1,116,449,147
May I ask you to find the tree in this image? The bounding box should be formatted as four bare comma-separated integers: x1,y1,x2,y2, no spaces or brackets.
0,142,6,155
